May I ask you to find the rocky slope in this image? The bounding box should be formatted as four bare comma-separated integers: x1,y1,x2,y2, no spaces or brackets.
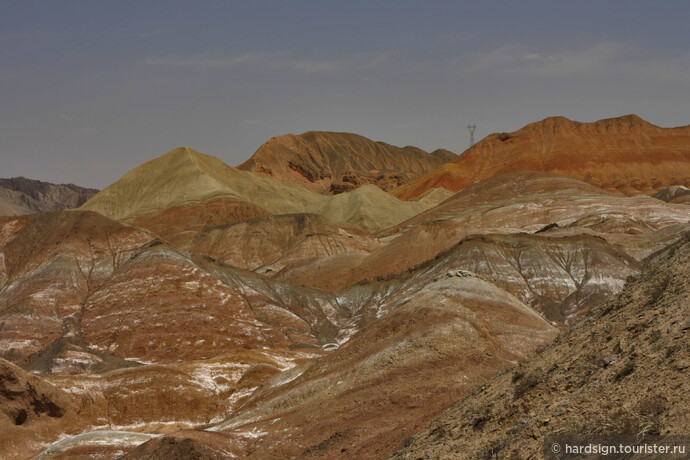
0,211,353,368
386,171,690,241
0,177,98,216
278,172,690,298
127,197,272,251
0,211,154,364
393,114,690,200
239,131,455,194
0,205,556,459
81,147,445,233
189,213,382,274
4,132,690,459
0,357,94,456
386,233,640,324
391,233,690,459
0,211,343,458
125,269,558,459
3,348,319,459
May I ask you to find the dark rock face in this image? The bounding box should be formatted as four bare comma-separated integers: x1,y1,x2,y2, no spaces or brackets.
654,185,690,204
0,177,98,216
0,358,72,426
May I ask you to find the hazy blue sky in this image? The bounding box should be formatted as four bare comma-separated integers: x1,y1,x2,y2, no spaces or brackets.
2,1,689,188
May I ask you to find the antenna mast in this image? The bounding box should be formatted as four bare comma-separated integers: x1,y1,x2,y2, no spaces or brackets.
467,123,477,148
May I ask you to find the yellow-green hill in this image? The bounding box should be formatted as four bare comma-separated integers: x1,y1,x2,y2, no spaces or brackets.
81,147,439,232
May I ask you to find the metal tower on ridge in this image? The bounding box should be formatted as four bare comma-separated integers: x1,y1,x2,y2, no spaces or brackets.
467,123,477,148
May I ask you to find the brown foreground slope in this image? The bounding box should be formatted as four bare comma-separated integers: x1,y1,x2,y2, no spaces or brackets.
239,131,455,194
392,233,690,459
0,177,98,216
393,114,690,200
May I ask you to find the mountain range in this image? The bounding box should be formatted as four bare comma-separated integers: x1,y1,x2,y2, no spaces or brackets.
1,116,688,459
393,114,690,200
0,177,98,216
79,146,447,233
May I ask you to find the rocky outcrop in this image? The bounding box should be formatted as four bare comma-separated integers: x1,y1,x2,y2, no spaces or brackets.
393,114,690,200
0,357,100,459
239,131,455,194
0,358,78,428
654,185,690,204
0,177,98,216
122,433,230,460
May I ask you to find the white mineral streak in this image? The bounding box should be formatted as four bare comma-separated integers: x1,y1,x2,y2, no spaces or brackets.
35,431,160,459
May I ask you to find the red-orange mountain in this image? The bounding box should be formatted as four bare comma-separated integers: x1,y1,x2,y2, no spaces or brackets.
393,114,690,200
239,131,455,194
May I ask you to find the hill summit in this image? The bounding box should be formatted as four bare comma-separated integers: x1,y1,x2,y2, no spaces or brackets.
239,131,455,194
393,114,690,199
81,146,320,220
80,147,439,232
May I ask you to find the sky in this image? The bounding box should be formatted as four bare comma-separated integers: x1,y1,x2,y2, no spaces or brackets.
2,0,690,188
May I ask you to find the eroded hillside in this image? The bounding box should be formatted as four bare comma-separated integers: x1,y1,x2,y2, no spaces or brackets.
2,122,689,459
394,114,690,200
391,233,690,459
239,131,454,194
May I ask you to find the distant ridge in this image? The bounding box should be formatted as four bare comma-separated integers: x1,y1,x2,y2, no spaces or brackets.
0,177,98,216
239,131,455,194
81,147,445,232
393,114,690,200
